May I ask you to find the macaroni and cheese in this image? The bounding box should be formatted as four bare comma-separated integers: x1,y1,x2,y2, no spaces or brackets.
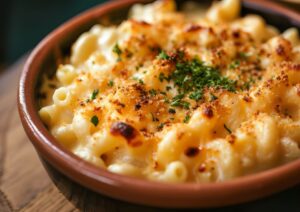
39,0,300,183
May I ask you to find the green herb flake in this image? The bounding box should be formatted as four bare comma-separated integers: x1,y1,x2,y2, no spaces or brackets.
160,91,167,96
229,60,240,69
157,123,165,131
209,93,218,101
113,43,122,61
166,86,172,91
157,50,170,60
107,80,114,87
189,90,203,101
170,99,181,107
173,94,184,101
170,94,184,107
168,58,236,106
138,79,144,85
159,72,166,82
164,97,170,103
170,94,190,109
239,52,248,59
149,89,157,96
224,124,232,134
168,108,176,114
91,115,99,127
183,114,191,123
181,101,190,109
242,77,255,90
136,65,141,71
151,113,159,122
132,76,144,85
91,89,99,100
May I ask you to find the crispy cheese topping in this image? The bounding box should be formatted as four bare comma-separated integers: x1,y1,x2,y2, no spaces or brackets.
39,0,300,183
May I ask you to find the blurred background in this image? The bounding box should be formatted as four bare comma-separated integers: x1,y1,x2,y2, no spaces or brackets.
0,0,299,68
0,0,107,67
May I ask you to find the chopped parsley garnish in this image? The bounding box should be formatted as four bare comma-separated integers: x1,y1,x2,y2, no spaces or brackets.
229,60,240,69
113,43,122,61
107,80,114,87
170,97,190,109
157,50,170,60
170,94,190,109
189,90,203,101
166,86,172,91
149,89,157,96
138,79,144,85
91,89,99,100
173,93,184,101
136,65,142,71
209,93,218,101
159,72,167,82
164,97,170,103
183,114,191,123
242,77,255,90
132,76,144,84
168,108,176,114
170,94,184,107
157,123,165,131
181,101,190,109
151,113,159,122
91,115,99,126
224,124,232,134
164,57,235,107
239,52,248,59
170,99,180,107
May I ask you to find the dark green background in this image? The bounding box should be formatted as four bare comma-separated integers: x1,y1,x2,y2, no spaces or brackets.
1,0,107,65
1,0,298,66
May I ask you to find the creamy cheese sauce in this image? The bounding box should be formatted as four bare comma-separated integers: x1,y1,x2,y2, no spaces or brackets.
39,0,300,183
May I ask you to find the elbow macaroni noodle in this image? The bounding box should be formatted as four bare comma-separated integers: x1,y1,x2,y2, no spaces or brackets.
39,0,300,183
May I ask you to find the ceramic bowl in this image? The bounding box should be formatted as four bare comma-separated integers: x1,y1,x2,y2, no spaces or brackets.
18,0,300,208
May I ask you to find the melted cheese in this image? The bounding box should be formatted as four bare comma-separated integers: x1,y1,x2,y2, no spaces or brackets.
39,0,300,183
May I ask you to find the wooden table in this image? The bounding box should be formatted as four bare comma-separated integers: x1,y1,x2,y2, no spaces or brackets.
0,57,299,212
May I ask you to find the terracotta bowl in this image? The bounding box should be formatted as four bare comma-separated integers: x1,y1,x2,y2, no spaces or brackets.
18,0,300,208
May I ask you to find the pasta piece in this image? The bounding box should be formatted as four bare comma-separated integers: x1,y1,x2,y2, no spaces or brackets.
56,65,77,85
87,129,124,156
254,115,280,166
283,28,299,45
51,124,77,148
39,105,57,126
206,139,240,181
71,33,98,66
72,113,91,139
108,163,141,177
52,87,72,106
74,147,106,168
207,0,240,23
160,161,188,183
281,137,300,161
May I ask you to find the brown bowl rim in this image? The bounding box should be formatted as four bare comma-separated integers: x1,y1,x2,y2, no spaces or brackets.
18,0,300,208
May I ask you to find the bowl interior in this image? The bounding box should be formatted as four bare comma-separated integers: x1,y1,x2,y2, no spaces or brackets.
20,0,300,208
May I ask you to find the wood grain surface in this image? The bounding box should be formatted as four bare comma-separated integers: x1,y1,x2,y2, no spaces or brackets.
0,57,299,212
